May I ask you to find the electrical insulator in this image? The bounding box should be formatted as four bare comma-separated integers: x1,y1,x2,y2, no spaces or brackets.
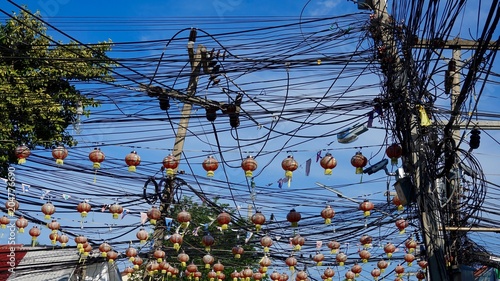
206,107,217,122
469,129,480,150
159,96,170,111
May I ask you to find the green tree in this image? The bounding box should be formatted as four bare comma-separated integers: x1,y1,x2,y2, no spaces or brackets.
0,9,113,177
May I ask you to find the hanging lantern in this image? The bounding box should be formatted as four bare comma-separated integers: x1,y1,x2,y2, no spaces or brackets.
351,151,367,174
126,246,138,262
320,153,337,175
371,268,381,280
377,260,388,272
75,235,87,251
296,271,307,281
52,146,68,165
360,235,373,248
323,268,335,281
251,211,266,231
178,252,190,269
359,200,374,217
383,242,396,258
351,264,362,277
208,270,217,281
5,199,19,216
213,261,224,274
83,243,92,257
359,249,371,263
253,272,263,281
154,248,166,262
187,262,198,275
49,232,59,245
194,271,202,281
416,271,426,281
232,246,244,259
395,265,405,277
58,233,69,247
99,242,111,257
418,260,428,270
15,216,28,233
107,250,118,263
392,195,404,211
77,201,91,218
336,252,347,266
202,155,219,177
159,261,169,274
217,211,231,230
170,233,183,250
0,215,10,228
386,143,402,165
231,270,241,281
89,147,105,169
285,256,297,272
259,255,272,272
405,238,418,253
260,235,273,252
147,206,161,225
242,268,253,281
280,273,289,281
109,203,123,219
345,271,355,281
404,253,415,266
291,234,305,251
327,240,341,254
29,226,41,245
146,261,160,275
321,205,335,224
15,145,31,164
203,254,215,269
286,209,301,227
281,156,298,186
313,252,325,266
124,267,135,277
202,233,215,252
132,256,143,270
395,218,409,234
177,210,192,228
270,271,281,281
125,151,141,172
41,202,56,220
137,228,149,244
241,155,258,177
47,219,60,234
162,154,179,177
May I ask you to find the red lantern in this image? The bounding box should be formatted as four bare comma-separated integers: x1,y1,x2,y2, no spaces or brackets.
126,246,138,261
296,271,307,281
15,216,28,233
15,145,30,164
395,265,405,277
280,273,289,281
75,235,87,250
109,203,123,219
202,155,219,177
270,271,281,281
203,254,215,269
58,233,69,247
99,242,112,257
251,211,266,231
177,210,192,228
281,156,298,185
208,270,218,281
232,246,244,259
405,253,415,266
336,252,347,266
418,260,428,269
52,146,68,165
41,202,56,220
162,154,179,176
83,243,92,256
260,235,273,252
259,255,272,272
132,256,143,270
253,272,263,281
107,250,118,263
351,264,362,277
29,226,41,245
392,195,404,211
377,259,388,272
202,234,215,251
351,151,367,174
154,248,166,262
320,153,337,175
291,234,305,251
5,199,19,216
371,268,381,280
313,252,325,266
213,261,224,274
360,234,373,248
0,215,10,229
178,251,190,267
416,271,426,280
321,205,335,224
386,143,402,165
47,219,60,233
170,232,183,250
384,242,396,258
89,147,105,169
359,249,371,263
285,256,297,271
77,201,91,218
124,267,135,277
324,268,335,281
125,151,141,172
286,209,301,227
147,206,161,225
345,271,355,281
187,262,198,274
217,211,231,230
49,232,59,245
241,155,258,177
405,238,418,253
359,200,374,217
396,218,409,234
327,240,341,254
137,228,149,244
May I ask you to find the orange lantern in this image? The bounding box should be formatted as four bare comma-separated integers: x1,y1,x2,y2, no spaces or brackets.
49,232,59,245
52,146,68,165
253,272,263,281
89,147,105,169
107,250,118,263
351,151,367,174
47,219,60,233
41,202,56,220
405,238,418,253
336,252,347,266
178,251,190,267
281,156,298,186
270,271,281,281
154,248,166,262
162,154,179,177
132,256,143,270
386,143,402,165
83,243,92,257
125,246,138,262
177,210,192,228
77,201,91,218
405,253,415,266
217,211,231,230
0,215,10,229
296,271,307,281
208,270,218,281
202,155,219,177
360,234,373,248
396,218,409,234
170,233,183,250
75,235,87,250
194,271,202,281
359,249,371,263
395,264,405,277
345,271,355,281
259,255,272,272
241,155,258,177
371,268,381,280
15,145,30,164
125,151,141,172
321,205,335,224
280,273,289,281
383,242,396,258
324,268,335,281
124,267,135,277
15,216,28,233
109,203,123,219
29,226,41,245
99,242,111,257
232,246,244,259
377,259,388,272
58,233,69,247
187,262,198,275
285,256,297,272
320,153,337,175
359,200,374,216
203,254,215,269
147,206,161,225
202,233,215,252
392,195,404,211
418,260,428,269
351,264,362,277
327,240,341,254
5,199,19,216
251,211,265,231
286,209,301,227
291,234,305,251
260,235,273,252
137,228,149,244
313,252,325,266
232,270,241,281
